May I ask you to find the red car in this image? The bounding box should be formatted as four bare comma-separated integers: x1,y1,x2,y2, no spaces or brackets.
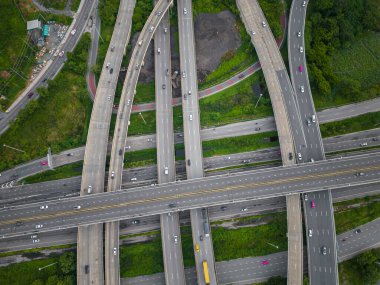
40,161,48,166
311,200,316,208
261,260,269,265
299,65,303,72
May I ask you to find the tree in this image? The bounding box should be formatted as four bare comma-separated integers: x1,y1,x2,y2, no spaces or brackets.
46,275,60,285
266,276,287,285
352,250,380,284
59,252,76,275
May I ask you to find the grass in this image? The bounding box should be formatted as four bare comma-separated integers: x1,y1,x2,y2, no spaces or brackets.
339,248,380,285
0,243,75,258
320,111,380,138
120,231,164,278
212,212,288,261
0,33,92,172
72,0,81,11
134,82,155,104
313,32,380,110
334,195,380,234
124,148,157,168
0,251,76,285
128,110,156,135
21,161,83,184
39,0,66,10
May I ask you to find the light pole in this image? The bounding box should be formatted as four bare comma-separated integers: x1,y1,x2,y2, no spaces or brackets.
255,93,263,108
38,262,57,271
266,242,279,249
139,112,147,124
3,144,25,153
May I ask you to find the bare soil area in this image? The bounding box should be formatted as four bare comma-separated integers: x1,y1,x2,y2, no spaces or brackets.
127,10,240,96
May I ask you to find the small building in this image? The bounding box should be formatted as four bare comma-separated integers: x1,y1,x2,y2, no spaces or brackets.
27,20,43,46
43,25,50,37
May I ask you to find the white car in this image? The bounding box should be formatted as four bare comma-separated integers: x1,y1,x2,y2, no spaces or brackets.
58,51,65,57
304,194,308,201
164,167,169,175
174,235,178,244
297,31,302,37
251,30,256,35
262,21,267,27
31,235,38,239
308,229,313,237
70,29,76,35
74,206,81,210
182,71,186,78
87,185,92,194
302,1,307,7
32,239,40,243
131,177,137,181
113,248,117,255
36,224,43,229
40,205,48,210
300,85,305,93
360,142,368,147
149,26,154,33
183,8,187,15
111,171,115,179
298,153,302,160
241,207,248,212
189,114,193,121
300,46,304,53
311,114,316,123
106,62,110,69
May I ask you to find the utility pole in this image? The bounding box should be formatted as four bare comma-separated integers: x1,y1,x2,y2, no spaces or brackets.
3,144,25,153
255,93,263,108
139,112,147,124
38,262,57,271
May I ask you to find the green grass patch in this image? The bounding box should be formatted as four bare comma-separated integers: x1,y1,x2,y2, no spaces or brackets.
212,212,288,261
203,132,279,157
334,195,380,234
134,82,155,104
320,111,380,137
131,0,153,35
129,110,156,135
339,248,380,285
0,33,92,172
0,251,76,285
124,148,157,168
0,243,75,258
71,0,81,11
21,161,83,184
180,226,196,267
120,231,163,278
39,0,66,10
206,159,281,173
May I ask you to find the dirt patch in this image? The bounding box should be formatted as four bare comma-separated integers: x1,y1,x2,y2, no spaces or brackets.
194,11,241,81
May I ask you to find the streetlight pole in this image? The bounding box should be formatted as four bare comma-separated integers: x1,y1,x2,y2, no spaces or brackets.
38,262,57,271
139,112,147,124
255,93,263,108
3,144,25,153
267,242,279,249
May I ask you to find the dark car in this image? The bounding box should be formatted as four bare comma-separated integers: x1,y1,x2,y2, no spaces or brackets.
187,159,191,166
199,235,204,241
354,229,361,234
169,203,176,208
27,92,34,98
238,74,245,79
288,152,293,160
85,265,89,274
119,149,123,155
221,206,227,211
110,68,113,74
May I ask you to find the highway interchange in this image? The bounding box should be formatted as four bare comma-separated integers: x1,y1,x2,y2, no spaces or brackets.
0,0,379,284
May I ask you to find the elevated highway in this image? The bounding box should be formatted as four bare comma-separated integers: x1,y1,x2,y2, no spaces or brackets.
77,0,135,283
1,152,380,237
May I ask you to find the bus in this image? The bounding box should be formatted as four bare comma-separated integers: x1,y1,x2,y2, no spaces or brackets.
202,260,210,285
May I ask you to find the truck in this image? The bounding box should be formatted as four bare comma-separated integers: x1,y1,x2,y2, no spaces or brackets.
203,221,210,237
202,261,210,284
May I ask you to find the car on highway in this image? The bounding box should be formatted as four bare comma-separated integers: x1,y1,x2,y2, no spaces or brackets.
297,31,302,37
40,205,48,210
36,224,43,229
354,228,361,234
187,159,191,166
87,185,92,194
241,207,248,212
40,161,48,166
113,248,117,255
321,246,327,255
298,153,302,160
27,92,34,98
182,71,186,78
360,142,368,147
311,200,316,208
156,11,162,16
110,68,113,74
162,84,166,89
200,235,204,241
157,48,161,54
70,29,76,35
164,166,169,175
306,118,311,126
262,21,266,27
85,265,89,274
111,171,115,179
304,194,308,201
356,172,364,177
308,229,313,237
169,203,176,208
138,40,143,46
164,27,168,33
149,26,154,33
261,260,269,265
300,85,304,93
135,64,139,70
111,46,115,51
31,235,38,239
119,149,123,155
189,114,193,121
221,206,227,211
131,177,137,181
183,8,187,15
299,46,304,53
195,243,200,252
174,235,178,244
106,62,110,69
312,114,316,123
59,51,65,57
132,220,139,224
255,127,261,131
289,152,293,160
125,146,131,149
299,65,303,72
302,1,307,7
32,239,40,243
74,206,81,210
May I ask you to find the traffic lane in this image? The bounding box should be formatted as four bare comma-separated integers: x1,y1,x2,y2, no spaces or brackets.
1,155,380,236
